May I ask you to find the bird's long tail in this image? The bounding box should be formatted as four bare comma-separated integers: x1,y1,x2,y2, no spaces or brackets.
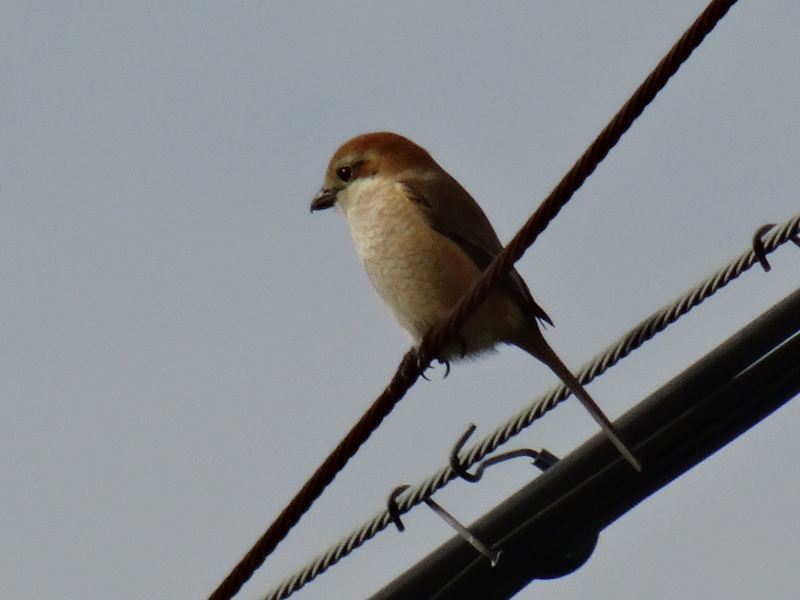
515,330,642,471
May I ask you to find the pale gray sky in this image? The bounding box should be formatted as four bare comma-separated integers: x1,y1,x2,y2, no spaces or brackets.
2,2,799,599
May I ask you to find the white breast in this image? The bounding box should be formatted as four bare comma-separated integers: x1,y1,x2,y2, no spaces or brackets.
337,177,466,341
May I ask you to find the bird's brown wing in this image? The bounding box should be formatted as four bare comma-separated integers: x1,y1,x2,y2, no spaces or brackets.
402,173,553,326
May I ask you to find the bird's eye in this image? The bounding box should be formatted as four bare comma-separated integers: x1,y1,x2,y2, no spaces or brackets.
336,166,352,182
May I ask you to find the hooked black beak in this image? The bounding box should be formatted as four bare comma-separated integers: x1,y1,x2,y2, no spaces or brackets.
310,188,338,212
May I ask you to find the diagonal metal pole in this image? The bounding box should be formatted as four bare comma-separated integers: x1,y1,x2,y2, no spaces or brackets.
369,287,800,600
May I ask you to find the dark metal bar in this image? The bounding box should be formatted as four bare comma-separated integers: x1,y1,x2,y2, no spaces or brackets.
368,287,800,600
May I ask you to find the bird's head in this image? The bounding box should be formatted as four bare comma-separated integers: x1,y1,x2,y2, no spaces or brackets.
310,132,437,212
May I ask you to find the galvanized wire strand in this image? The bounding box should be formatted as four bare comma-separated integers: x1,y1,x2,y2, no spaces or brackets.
207,4,739,598
573,214,800,385
257,212,800,600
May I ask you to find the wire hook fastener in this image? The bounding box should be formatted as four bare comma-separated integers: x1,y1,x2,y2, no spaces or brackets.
424,497,502,566
449,424,559,483
753,223,778,272
752,222,800,272
388,485,411,532
386,485,501,566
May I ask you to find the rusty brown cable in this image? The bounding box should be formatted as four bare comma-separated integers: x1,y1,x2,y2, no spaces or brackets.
207,1,739,598
424,0,739,355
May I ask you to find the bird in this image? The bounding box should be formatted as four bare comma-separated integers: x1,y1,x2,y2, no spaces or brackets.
310,131,640,471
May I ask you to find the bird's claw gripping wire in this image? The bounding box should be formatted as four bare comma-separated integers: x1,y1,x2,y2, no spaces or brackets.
405,343,451,381
437,358,451,378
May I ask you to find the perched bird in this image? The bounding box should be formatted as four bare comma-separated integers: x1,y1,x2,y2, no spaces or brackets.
310,132,640,471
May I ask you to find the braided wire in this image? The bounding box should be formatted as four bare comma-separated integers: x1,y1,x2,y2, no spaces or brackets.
258,213,800,600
